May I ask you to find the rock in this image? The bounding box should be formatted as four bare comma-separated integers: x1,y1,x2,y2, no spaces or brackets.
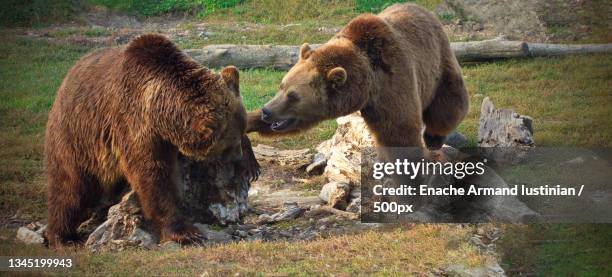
16,227,45,244
566,157,585,164
256,202,305,224
476,227,486,236
469,236,487,249
235,230,248,238
198,31,215,37
346,186,362,213
318,113,375,184
305,205,359,220
451,166,540,223
306,153,327,176
443,262,505,277
317,216,334,225
113,35,132,45
478,97,534,147
253,144,313,169
35,225,46,236
85,191,158,251
319,182,350,210
129,228,156,249
445,131,469,148
346,198,361,213
193,223,233,244
271,202,304,221
349,186,361,199
256,214,274,224
160,241,181,250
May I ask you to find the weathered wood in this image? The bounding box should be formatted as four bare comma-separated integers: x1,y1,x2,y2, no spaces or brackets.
306,205,359,220
477,97,534,165
184,40,612,70
184,44,320,71
251,144,313,168
478,97,534,147
452,40,529,61
527,43,612,57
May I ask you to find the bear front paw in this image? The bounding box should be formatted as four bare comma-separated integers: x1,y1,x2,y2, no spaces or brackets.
161,222,204,245
240,155,261,182
240,135,261,181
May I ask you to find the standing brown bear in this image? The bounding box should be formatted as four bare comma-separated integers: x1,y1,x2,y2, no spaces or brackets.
248,3,469,151
45,34,258,247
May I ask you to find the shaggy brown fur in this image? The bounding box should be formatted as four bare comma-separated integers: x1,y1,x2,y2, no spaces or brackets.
45,34,258,247
248,3,469,151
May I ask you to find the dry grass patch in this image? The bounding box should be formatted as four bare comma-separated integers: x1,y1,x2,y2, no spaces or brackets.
68,225,486,275
0,225,489,275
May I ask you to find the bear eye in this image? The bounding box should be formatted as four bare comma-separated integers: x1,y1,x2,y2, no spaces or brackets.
287,91,299,102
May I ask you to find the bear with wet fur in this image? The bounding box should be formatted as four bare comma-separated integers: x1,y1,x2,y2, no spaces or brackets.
248,3,469,150
45,34,257,247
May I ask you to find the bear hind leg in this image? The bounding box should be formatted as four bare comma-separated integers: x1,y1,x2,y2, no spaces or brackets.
46,163,101,247
423,70,469,149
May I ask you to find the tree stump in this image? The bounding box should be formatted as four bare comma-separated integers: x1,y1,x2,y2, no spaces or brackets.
178,155,249,225
478,97,534,147
478,97,534,164
83,152,250,251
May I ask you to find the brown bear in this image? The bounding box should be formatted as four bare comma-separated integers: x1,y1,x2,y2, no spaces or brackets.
247,3,469,152
44,34,258,247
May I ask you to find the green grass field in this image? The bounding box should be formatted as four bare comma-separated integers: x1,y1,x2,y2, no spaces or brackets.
1,0,611,274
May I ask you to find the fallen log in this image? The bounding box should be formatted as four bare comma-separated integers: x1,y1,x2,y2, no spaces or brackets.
184,40,612,70
527,43,612,57
452,40,529,61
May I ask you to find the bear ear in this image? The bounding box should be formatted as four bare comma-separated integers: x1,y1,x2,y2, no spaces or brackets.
340,14,392,72
326,67,347,87
221,66,240,97
299,43,313,60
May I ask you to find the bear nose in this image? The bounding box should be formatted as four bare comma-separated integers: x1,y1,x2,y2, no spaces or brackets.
261,108,272,122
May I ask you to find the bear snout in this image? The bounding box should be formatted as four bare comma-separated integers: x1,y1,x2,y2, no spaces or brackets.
261,107,273,122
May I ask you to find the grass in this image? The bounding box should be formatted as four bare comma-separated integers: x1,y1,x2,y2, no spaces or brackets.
498,224,612,275
0,34,89,221
84,26,110,37
356,0,441,13
537,0,612,43
89,0,243,17
0,0,84,27
204,0,356,24
459,55,612,147
0,225,487,275
88,0,441,22
175,21,341,49
2,0,442,27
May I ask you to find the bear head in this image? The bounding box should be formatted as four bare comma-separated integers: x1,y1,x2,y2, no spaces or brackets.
125,34,247,161
260,14,393,134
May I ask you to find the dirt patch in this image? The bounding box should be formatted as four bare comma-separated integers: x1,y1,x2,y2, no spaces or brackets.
18,1,611,48
443,0,611,42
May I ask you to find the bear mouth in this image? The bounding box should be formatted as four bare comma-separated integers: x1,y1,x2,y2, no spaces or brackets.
271,118,297,131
